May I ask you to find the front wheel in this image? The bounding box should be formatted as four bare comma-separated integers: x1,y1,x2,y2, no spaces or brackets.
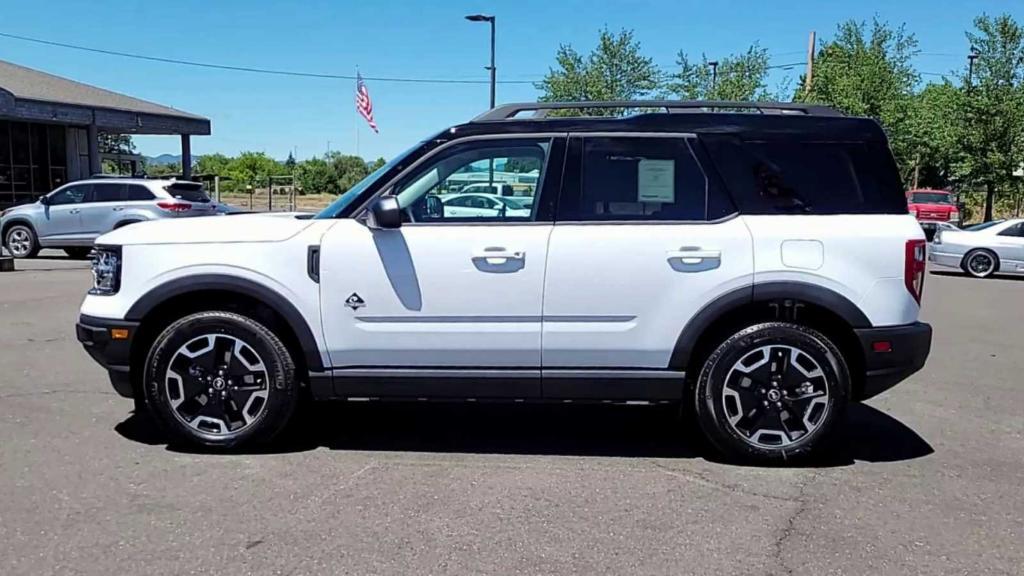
694,322,850,465
5,224,39,258
143,310,298,449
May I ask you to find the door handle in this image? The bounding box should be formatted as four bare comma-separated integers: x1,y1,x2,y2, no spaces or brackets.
472,247,525,264
68,209,80,214
112,206,125,212
667,247,721,271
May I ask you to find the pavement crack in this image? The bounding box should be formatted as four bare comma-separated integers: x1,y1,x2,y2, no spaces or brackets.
647,459,801,504
771,471,818,576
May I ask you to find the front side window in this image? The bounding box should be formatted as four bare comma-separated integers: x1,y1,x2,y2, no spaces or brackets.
392,139,549,223
560,136,720,222
48,184,90,206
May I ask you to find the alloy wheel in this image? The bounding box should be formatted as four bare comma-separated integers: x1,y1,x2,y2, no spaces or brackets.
6,228,33,257
720,345,830,448
967,252,995,277
164,334,270,436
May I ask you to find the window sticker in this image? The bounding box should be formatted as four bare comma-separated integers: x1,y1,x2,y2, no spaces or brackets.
637,159,675,203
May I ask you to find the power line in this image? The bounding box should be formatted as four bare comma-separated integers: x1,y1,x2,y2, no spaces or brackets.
0,30,537,85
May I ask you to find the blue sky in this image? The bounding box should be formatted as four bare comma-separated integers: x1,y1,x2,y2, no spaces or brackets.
0,0,1015,161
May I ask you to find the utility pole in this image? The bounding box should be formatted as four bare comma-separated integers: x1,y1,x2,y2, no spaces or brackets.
708,61,719,93
804,30,816,94
967,48,980,87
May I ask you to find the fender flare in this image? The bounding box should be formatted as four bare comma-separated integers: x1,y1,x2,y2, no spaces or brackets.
670,281,871,369
125,274,324,372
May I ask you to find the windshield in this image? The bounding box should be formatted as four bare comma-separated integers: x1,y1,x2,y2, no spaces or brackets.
965,220,1004,231
315,144,420,219
910,192,951,204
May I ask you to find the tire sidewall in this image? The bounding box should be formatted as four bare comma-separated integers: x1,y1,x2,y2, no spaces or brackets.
144,311,296,448
962,249,997,278
695,322,850,464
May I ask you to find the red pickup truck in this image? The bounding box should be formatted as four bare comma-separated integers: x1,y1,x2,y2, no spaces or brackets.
907,189,960,239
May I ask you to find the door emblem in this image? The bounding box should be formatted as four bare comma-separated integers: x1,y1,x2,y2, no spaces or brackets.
345,293,366,310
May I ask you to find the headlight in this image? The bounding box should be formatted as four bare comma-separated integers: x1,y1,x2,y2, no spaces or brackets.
89,246,122,295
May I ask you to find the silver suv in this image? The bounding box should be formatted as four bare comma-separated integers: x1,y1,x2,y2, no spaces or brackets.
1,177,217,258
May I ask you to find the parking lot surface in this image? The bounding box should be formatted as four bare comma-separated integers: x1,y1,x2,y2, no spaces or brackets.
1,252,1022,575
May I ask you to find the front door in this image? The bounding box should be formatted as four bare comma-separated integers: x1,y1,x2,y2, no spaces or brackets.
318,136,565,397
542,134,754,374
36,183,92,244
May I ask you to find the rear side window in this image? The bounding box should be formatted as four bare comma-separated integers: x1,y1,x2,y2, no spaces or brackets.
703,137,907,215
125,185,155,201
559,136,734,222
91,183,125,203
166,183,210,203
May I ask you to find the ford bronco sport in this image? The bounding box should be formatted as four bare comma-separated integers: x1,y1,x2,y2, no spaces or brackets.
76,101,932,463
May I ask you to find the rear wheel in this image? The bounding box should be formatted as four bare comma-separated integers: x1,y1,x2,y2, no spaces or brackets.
961,249,998,278
5,224,39,258
143,310,298,449
694,322,849,464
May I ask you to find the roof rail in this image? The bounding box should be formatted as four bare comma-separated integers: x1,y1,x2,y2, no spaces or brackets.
472,100,843,121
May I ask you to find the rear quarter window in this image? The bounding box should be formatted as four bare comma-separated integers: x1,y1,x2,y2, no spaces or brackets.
165,183,210,203
702,136,908,215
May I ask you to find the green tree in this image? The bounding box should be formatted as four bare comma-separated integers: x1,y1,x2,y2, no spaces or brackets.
370,157,387,171
797,19,921,181
285,151,297,173
958,13,1024,221
536,28,661,114
97,132,135,154
905,81,963,189
326,152,372,192
295,157,335,195
228,151,282,188
195,153,232,177
666,44,777,101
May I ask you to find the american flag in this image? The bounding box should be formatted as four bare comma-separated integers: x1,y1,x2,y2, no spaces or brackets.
355,72,378,133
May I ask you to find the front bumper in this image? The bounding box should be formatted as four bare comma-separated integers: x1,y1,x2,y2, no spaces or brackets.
76,314,139,398
854,322,932,400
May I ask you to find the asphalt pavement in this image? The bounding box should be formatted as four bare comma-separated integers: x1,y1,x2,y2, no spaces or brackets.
0,253,1022,575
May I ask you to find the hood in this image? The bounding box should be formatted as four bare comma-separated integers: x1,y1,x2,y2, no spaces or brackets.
1,202,39,218
97,212,318,246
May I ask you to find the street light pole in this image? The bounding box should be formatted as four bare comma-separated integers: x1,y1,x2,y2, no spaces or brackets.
465,14,496,109
967,49,979,88
708,60,719,94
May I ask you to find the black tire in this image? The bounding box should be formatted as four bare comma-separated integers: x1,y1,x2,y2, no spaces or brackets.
694,322,850,465
4,224,40,258
961,248,998,278
143,310,298,449
63,247,92,259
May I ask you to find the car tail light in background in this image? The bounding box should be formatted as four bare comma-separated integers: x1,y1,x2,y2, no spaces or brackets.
905,239,927,304
950,209,960,222
156,200,192,213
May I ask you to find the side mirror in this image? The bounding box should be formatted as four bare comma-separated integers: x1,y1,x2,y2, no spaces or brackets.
38,195,50,206
367,196,402,229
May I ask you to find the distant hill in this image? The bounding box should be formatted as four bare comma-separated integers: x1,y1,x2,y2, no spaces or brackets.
144,154,201,166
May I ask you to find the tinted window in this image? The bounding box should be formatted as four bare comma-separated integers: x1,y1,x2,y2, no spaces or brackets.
125,185,155,201
910,192,951,204
91,183,125,203
965,220,1003,231
998,223,1024,237
48,185,90,205
560,136,725,222
704,137,907,215
166,183,210,203
393,139,549,223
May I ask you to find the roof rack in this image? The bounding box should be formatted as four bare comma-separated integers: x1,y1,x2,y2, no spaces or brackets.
472,100,843,121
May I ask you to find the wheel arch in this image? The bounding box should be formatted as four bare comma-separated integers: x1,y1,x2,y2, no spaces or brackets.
671,281,869,397
125,275,325,383
2,217,37,242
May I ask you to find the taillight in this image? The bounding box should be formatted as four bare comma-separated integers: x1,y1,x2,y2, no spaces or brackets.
156,200,192,213
905,239,927,304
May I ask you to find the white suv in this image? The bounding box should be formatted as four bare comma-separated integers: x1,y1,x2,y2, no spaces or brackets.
76,101,932,463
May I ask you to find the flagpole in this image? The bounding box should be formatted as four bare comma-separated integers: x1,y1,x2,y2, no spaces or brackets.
354,67,360,159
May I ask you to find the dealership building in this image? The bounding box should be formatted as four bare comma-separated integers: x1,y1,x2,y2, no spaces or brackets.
0,59,210,209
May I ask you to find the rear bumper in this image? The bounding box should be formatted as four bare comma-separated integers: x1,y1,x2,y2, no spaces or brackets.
855,322,932,400
76,314,139,398
929,249,963,269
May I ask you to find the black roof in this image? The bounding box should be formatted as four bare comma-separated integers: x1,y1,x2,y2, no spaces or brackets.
450,100,885,142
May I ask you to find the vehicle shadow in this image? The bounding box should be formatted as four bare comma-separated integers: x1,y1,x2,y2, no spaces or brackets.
930,270,1024,282
115,400,933,467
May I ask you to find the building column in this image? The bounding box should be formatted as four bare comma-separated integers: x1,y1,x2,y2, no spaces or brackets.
87,123,100,176
181,134,192,179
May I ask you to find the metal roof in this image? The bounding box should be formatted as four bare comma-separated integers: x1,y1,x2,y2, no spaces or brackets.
0,59,206,120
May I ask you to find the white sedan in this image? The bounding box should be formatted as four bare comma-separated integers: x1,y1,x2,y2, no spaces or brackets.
930,219,1024,278
439,193,533,219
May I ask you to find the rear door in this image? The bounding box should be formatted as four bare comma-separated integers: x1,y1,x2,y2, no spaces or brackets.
542,134,753,380
80,182,126,238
